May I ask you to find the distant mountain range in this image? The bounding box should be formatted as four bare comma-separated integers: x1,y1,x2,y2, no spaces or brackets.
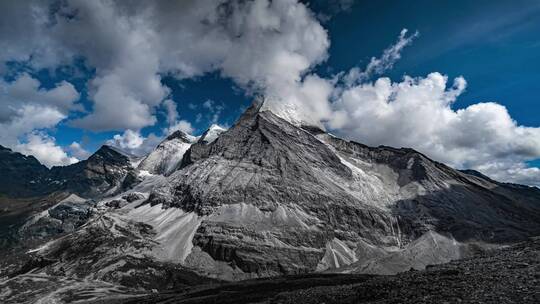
1,100,539,303
0,144,138,198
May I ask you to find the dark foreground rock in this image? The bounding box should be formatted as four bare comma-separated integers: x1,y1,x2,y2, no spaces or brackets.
105,237,540,304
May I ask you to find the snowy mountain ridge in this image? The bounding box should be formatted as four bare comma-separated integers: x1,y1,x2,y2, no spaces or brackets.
198,124,227,144
137,130,198,176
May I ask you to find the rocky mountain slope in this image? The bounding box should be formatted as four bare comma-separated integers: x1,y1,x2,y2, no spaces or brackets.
144,102,540,277
1,101,539,303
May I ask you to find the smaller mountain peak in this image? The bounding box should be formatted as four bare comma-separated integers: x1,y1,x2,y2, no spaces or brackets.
165,130,196,143
198,124,227,144
208,124,226,131
0,144,12,152
94,145,134,160
258,96,325,130
97,144,121,154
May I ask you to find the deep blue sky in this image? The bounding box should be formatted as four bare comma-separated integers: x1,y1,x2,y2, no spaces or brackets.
17,0,540,157
314,0,540,126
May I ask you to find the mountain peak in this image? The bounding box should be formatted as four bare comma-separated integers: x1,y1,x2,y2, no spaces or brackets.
209,123,225,130
97,145,128,156
88,145,137,166
165,130,197,143
138,130,197,176
198,124,227,144
257,96,325,130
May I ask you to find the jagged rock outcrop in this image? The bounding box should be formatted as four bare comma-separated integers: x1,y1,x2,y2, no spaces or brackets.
18,194,95,242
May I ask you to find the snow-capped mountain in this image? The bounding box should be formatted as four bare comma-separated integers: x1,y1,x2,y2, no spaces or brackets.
1,102,540,302
138,130,197,176
198,124,227,144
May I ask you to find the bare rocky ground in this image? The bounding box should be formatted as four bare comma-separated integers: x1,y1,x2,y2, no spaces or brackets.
102,237,540,304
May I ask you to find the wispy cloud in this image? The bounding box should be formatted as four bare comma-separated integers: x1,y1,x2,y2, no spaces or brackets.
343,29,418,86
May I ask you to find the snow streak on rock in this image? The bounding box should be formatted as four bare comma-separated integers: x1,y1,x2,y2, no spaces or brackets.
126,203,200,263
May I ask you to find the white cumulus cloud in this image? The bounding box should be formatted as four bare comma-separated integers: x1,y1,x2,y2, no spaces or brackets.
167,120,195,136
15,133,78,168
67,142,91,160
0,2,539,186
6,0,328,133
0,74,80,167
329,72,540,186
107,129,162,157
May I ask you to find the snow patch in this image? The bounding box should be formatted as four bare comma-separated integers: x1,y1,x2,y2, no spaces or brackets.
27,242,52,254
138,170,154,178
259,97,324,129
138,138,192,175
125,204,201,263
317,238,358,271
199,124,226,144
60,193,86,204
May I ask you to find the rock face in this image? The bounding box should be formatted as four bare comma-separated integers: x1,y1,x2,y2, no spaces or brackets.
19,194,95,242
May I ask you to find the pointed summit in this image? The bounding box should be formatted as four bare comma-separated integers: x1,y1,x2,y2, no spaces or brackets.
258,96,325,129
94,145,132,159
138,131,196,176
49,144,138,198
165,130,197,143
198,124,227,144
